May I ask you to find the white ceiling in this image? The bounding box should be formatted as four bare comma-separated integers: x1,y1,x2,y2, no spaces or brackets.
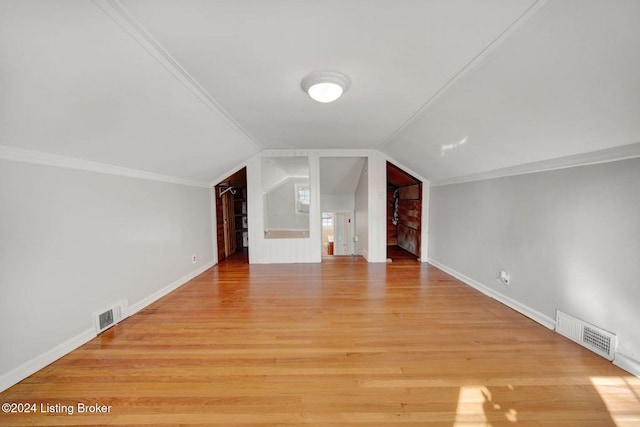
262,155,309,192
0,0,260,183
383,0,640,183
1,0,639,184
320,157,366,196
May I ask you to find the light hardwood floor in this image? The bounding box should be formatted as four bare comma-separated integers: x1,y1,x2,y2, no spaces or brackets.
1,255,639,426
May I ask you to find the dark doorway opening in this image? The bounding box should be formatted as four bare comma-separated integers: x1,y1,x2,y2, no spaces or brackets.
214,167,248,263
386,162,422,262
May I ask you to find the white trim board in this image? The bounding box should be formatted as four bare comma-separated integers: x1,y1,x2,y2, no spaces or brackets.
428,258,640,378
431,141,640,187
128,261,215,315
427,258,556,330
0,145,210,188
613,353,640,379
0,328,96,393
0,261,215,393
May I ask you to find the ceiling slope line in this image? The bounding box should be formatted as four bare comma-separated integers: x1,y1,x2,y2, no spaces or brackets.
0,144,211,188
376,0,549,151
92,0,263,151
431,141,640,187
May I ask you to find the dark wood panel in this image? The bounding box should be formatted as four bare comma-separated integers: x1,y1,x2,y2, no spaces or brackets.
215,189,225,262
399,184,420,200
398,223,420,256
387,162,420,187
215,167,247,260
387,189,398,245
398,199,421,230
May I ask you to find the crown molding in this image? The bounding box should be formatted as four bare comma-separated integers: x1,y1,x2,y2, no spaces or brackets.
261,148,377,159
92,0,262,150
431,141,640,187
0,145,210,187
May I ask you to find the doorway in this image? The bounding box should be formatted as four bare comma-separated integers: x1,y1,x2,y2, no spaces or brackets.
321,211,354,256
333,212,354,255
214,167,248,263
319,157,366,259
386,162,422,261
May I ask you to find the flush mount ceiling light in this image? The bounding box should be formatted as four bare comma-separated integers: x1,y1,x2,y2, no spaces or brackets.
301,71,350,103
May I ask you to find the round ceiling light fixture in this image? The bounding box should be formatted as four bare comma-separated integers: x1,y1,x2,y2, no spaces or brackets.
301,71,350,103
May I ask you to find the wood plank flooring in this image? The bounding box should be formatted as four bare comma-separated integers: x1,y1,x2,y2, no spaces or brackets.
1,256,639,426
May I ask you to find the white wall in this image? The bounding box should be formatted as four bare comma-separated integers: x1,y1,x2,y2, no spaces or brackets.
428,157,640,375
320,194,354,213
420,183,430,262
247,150,390,264
264,177,309,231
365,152,388,263
0,159,215,390
354,159,369,260
248,153,322,263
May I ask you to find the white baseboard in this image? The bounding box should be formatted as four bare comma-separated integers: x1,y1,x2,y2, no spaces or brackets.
427,258,556,330
0,328,96,393
427,259,640,378
613,353,640,378
0,261,215,393
128,261,215,316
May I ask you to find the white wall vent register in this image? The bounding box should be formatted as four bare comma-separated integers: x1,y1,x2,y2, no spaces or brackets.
94,300,127,334
555,310,617,361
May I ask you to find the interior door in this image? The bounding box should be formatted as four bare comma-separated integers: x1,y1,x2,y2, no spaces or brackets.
221,192,235,258
334,212,353,255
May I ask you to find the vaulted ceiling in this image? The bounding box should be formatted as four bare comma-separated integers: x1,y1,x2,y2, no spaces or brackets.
1,0,639,185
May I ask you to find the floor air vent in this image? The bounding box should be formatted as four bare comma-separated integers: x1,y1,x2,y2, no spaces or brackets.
94,300,127,334
555,310,616,361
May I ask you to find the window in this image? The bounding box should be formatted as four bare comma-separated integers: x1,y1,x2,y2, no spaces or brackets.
295,184,310,213
322,213,333,227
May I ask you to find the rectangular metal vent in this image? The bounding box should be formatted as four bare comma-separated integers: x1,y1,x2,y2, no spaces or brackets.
555,310,616,361
94,300,127,334
583,326,612,356
98,309,114,330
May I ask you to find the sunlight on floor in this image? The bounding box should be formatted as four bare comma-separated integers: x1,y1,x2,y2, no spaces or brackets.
591,376,640,427
453,385,517,426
